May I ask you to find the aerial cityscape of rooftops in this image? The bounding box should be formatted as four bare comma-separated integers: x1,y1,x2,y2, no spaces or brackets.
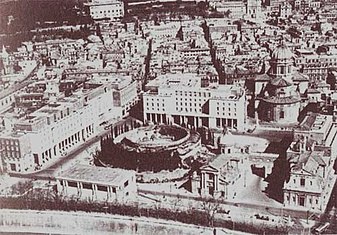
0,0,336,234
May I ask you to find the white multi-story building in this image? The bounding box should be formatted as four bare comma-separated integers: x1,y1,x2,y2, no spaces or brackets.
279,1,292,19
293,113,333,147
86,0,124,20
246,0,263,19
285,143,336,212
284,113,337,212
143,73,246,131
294,53,337,82
0,132,32,172
0,76,137,173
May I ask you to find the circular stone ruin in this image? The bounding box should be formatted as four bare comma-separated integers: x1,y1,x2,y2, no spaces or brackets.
99,125,201,174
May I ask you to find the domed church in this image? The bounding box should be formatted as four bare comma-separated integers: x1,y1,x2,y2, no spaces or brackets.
255,41,309,124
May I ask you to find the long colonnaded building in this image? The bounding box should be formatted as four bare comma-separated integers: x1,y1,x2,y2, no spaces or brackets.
56,165,137,203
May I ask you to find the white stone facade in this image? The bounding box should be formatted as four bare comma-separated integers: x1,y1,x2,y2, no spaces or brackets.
143,73,246,132
86,0,124,20
0,77,137,172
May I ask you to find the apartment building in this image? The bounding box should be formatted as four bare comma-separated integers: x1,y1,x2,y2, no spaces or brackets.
295,53,337,82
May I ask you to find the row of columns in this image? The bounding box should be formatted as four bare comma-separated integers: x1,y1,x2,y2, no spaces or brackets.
145,113,239,130
146,113,168,125
216,118,237,129
200,172,219,196
39,124,94,165
146,113,204,128
106,119,141,139
285,192,321,210
60,179,118,201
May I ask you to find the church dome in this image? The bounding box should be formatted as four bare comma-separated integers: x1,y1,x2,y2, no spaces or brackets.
271,43,293,61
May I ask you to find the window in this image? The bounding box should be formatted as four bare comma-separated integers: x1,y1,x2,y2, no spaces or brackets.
124,180,129,187
280,110,285,119
10,163,16,171
300,178,305,186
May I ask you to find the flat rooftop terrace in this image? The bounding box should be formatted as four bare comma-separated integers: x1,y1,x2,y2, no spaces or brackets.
57,165,133,186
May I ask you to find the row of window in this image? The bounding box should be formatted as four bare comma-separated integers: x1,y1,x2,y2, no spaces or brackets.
301,58,337,63
146,98,165,102
0,139,19,146
91,9,122,15
175,91,211,98
2,151,21,158
294,178,313,187
304,63,337,68
0,145,19,151
146,107,165,112
216,107,237,112
177,102,202,107
175,108,201,113
215,112,237,117
287,195,319,205
176,97,207,102
147,102,165,107
1,95,13,106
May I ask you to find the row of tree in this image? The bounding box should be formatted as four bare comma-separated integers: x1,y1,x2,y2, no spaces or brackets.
0,190,289,234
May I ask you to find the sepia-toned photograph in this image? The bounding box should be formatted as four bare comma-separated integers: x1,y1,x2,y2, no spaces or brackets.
0,0,336,234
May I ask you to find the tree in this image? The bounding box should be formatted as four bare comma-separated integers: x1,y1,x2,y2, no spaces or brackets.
10,180,33,196
201,198,220,227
